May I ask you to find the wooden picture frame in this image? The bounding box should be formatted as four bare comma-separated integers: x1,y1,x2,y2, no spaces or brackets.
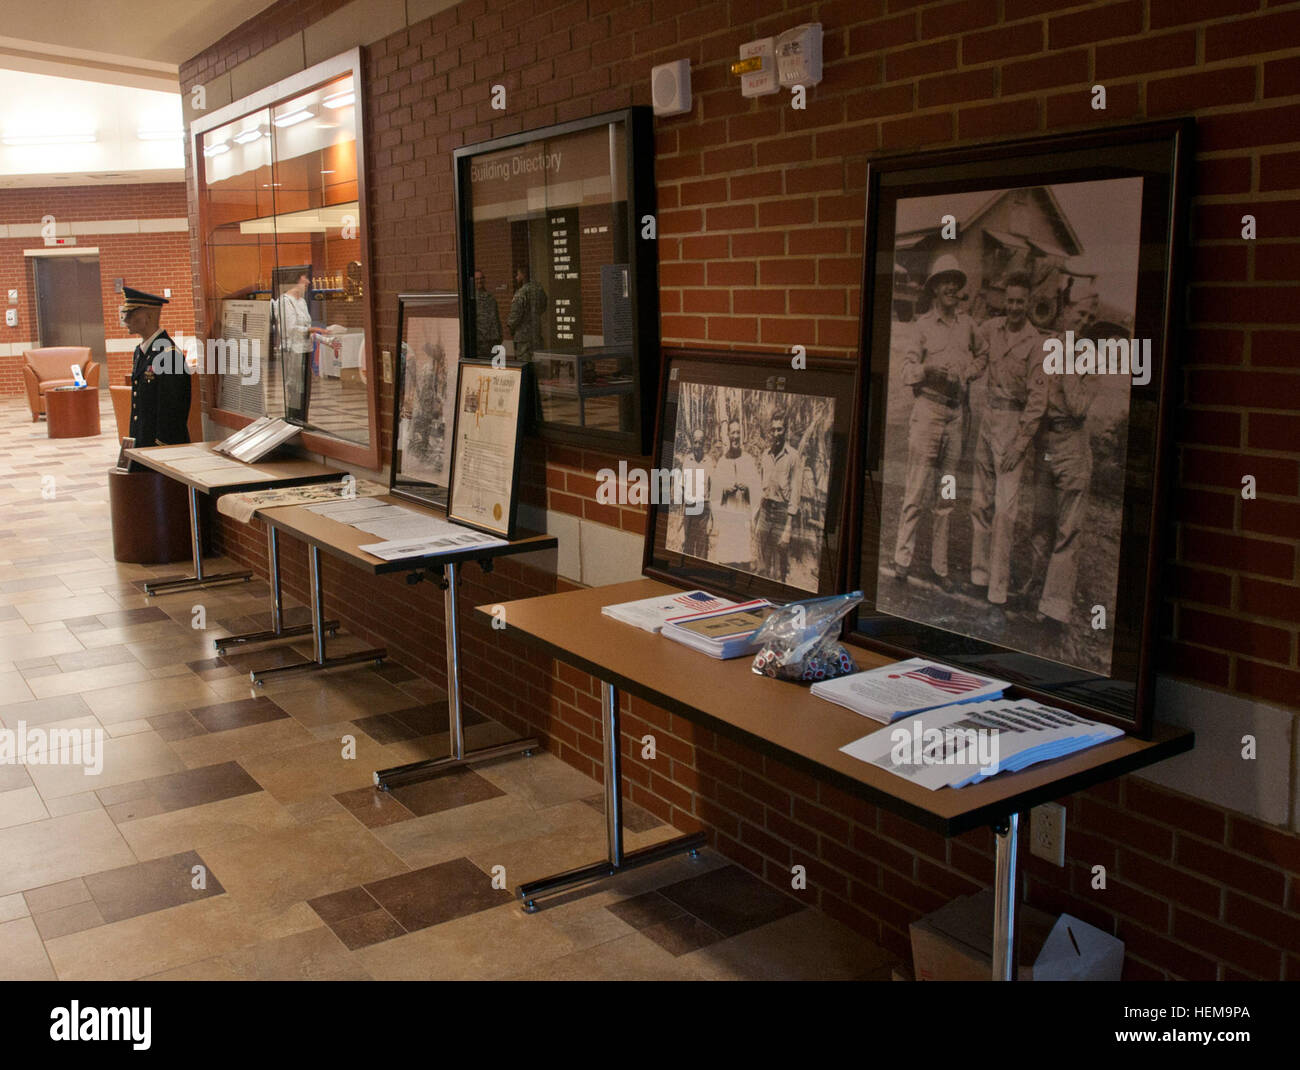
446,361,529,540
390,292,460,510
643,348,860,606
848,120,1194,737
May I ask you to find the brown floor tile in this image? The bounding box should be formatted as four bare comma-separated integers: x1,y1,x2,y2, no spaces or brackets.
334,787,416,828
23,877,91,914
657,865,803,938
188,697,287,733
640,913,725,956
83,849,225,923
96,607,170,629
364,858,511,932
94,781,152,807
143,761,262,813
146,710,206,742
367,661,417,684
389,769,504,817
185,658,239,682
220,647,310,673
64,616,106,634
387,701,487,738
308,885,380,925
32,900,105,940
52,645,138,673
580,795,665,833
330,907,406,950
352,713,420,744
606,891,688,930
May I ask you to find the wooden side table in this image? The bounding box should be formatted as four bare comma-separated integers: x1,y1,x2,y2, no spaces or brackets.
45,386,101,438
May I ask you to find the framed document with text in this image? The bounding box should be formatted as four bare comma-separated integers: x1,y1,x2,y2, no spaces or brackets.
447,361,528,539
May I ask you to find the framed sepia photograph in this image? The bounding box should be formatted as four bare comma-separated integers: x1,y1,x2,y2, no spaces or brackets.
453,107,659,454
849,120,1194,736
390,292,460,509
447,361,528,539
644,349,860,605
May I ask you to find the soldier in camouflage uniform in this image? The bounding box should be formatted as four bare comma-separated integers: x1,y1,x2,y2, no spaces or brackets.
473,269,502,360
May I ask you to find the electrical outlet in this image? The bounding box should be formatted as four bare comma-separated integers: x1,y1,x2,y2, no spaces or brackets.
382,350,393,384
1030,802,1066,866
5,309,16,327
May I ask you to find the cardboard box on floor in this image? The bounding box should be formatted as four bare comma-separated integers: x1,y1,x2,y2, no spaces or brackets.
910,889,1124,980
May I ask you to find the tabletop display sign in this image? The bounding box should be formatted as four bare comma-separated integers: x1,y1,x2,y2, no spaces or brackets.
848,120,1193,737
447,361,528,539
453,107,659,454
643,349,860,606
390,292,460,510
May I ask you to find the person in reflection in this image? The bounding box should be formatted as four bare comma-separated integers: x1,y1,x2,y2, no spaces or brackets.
276,271,338,418
507,264,548,361
123,285,189,451
473,269,502,359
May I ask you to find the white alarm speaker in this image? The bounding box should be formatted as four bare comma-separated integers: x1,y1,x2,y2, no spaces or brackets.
651,59,692,118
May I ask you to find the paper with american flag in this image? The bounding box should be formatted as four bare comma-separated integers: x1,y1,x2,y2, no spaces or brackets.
809,657,1011,723
898,664,989,695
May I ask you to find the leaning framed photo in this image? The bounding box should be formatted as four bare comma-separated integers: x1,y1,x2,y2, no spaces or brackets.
390,292,460,509
643,348,860,606
446,360,528,539
849,119,1194,737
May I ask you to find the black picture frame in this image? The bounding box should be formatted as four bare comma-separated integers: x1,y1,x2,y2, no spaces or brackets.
643,348,860,606
390,292,460,510
446,360,529,540
452,107,659,455
848,120,1194,738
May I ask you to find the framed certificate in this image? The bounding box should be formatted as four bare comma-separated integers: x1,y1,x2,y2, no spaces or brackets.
447,361,528,539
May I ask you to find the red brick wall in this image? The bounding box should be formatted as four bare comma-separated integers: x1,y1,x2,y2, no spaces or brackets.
0,185,195,395
184,0,1300,979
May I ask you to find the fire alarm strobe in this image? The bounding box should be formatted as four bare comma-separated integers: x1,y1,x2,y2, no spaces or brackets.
651,59,692,118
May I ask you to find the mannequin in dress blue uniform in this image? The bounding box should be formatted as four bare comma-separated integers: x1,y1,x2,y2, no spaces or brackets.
122,285,190,449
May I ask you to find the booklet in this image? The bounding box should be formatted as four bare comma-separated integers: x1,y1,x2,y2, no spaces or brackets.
601,589,737,634
840,698,1124,791
810,657,1010,723
660,600,775,659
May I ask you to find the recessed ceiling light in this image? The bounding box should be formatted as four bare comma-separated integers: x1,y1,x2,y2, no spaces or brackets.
323,91,355,109
320,169,335,174
233,128,264,144
273,109,313,127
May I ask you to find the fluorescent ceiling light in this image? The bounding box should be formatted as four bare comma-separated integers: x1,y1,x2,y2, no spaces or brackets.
322,91,355,109
203,142,230,156
273,109,313,127
3,133,96,146
137,129,183,141
232,128,264,144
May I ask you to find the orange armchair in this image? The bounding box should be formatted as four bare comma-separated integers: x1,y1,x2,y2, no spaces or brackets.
22,347,98,420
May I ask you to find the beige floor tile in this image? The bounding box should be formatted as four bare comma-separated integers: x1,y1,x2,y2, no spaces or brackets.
17,593,123,626
0,891,30,923
498,929,706,981
24,731,184,800
197,812,408,911
0,786,50,829
0,810,133,897
0,669,35,704
32,899,105,940
167,718,315,769
104,719,157,737
269,676,417,727
238,735,395,804
27,660,156,700
128,634,225,669
0,631,84,664
355,900,582,981
77,620,191,651
145,925,372,981
44,896,324,981
285,797,345,824
0,916,56,980
0,693,92,729
117,791,299,862
684,908,894,981
81,674,221,725
44,791,103,817
372,793,552,870
475,751,604,810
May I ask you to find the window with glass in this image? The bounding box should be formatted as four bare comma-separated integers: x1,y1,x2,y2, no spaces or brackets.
193,50,377,468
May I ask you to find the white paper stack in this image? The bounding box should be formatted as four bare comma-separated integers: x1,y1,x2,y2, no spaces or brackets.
660,600,774,659
811,657,1010,724
601,589,738,634
839,699,1124,791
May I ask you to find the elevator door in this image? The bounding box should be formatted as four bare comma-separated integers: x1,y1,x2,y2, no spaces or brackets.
34,255,108,388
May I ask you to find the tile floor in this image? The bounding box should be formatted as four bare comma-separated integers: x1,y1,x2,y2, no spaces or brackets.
0,396,894,980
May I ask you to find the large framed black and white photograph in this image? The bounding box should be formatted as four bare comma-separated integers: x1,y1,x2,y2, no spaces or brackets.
453,107,659,454
850,120,1192,736
644,349,860,606
390,292,459,509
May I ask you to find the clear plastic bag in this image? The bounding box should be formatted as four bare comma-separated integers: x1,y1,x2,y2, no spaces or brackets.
750,591,863,683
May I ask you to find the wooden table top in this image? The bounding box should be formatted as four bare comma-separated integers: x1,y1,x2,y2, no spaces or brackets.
258,493,558,576
477,578,1195,836
125,442,342,496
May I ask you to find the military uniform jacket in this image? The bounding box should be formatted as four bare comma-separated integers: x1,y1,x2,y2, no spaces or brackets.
129,330,191,447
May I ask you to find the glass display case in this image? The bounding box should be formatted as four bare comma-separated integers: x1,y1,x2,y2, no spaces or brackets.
192,49,378,469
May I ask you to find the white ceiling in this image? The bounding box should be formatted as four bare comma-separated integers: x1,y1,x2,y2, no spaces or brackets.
0,0,277,187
